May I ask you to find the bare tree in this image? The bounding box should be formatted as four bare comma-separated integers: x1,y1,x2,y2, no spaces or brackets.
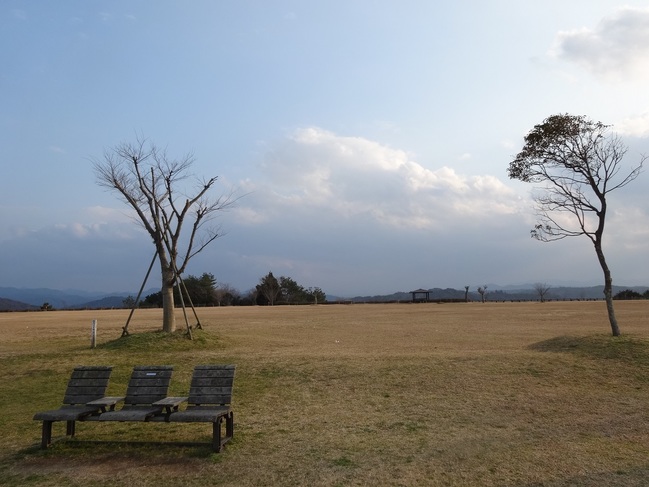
477,286,488,303
214,283,240,306
534,282,551,303
508,114,644,336
94,137,233,333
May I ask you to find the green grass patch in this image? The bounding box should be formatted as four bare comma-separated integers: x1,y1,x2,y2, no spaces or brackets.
528,334,649,365
331,456,356,468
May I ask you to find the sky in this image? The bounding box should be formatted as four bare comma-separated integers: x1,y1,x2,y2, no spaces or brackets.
2,1,649,298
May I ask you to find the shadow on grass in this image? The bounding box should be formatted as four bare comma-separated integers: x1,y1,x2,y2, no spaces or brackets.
528,335,649,366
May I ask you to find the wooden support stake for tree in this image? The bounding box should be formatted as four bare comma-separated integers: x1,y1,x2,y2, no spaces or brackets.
179,277,203,330
122,251,158,337
174,271,193,340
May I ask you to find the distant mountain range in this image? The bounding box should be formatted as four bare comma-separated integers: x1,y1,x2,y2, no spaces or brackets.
0,286,158,311
0,297,39,311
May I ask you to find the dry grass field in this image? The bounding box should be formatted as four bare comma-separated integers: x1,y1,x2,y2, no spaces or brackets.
1,301,649,486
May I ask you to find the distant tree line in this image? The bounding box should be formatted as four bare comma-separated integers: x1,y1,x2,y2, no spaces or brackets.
255,272,326,305
613,289,649,300
127,271,327,308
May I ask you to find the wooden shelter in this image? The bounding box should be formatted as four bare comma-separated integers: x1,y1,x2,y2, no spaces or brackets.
410,289,430,303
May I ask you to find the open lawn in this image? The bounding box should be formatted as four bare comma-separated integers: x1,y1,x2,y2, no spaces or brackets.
1,301,649,486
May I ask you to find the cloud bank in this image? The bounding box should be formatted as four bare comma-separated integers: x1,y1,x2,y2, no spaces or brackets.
552,7,649,81
238,127,524,231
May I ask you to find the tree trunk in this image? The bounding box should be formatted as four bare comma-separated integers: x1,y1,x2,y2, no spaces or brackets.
594,241,620,336
161,268,177,333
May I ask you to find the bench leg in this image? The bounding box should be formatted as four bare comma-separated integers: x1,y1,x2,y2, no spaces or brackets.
66,420,76,437
41,421,53,449
211,412,234,452
212,417,223,452
226,411,234,440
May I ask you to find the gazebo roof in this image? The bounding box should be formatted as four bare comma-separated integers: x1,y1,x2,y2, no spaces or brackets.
410,288,429,293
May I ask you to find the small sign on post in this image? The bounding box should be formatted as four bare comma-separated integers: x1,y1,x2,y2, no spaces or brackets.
91,319,97,349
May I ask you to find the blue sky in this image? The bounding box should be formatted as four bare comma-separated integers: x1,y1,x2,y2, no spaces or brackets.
2,1,649,297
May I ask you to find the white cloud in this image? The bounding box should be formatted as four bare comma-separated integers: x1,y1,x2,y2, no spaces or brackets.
237,127,524,231
551,7,649,81
615,113,649,137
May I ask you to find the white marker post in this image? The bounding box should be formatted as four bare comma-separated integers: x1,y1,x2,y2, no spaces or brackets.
91,319,97,349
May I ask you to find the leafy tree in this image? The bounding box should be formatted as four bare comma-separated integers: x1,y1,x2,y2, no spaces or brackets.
464,286,470,303
508,114,644,336
94,137,233,332
279,276,306,304
534,283,551,303
254,273,326,305
256,272,281,306
40,302,53,311
142,291,162,308
180,273,218,306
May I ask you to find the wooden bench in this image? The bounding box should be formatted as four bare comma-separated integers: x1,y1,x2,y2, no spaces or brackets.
33,366,121,448
168,364,235,452
34,365,235,452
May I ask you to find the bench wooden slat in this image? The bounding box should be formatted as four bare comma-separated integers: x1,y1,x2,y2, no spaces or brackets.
125,386,171,396
128,377,172,385
189,396,231,405
70,369,111,379
189,385,232,394
191,369,235,378
191,377,234,387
